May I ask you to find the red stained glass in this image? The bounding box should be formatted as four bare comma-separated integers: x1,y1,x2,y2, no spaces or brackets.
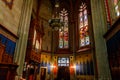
79,3,90,47
59,8,69,48
113,0,118,5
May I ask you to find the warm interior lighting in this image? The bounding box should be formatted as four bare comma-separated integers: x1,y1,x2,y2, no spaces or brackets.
51,64,56,69
49,18,63,30
55,3,59,8
70,65,76,69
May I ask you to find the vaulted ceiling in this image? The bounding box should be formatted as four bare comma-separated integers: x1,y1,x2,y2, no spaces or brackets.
50,0,90,10
33,0,91,21
49,0,91,15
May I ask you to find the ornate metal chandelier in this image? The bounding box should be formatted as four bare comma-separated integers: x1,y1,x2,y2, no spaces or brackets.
49,2,63,30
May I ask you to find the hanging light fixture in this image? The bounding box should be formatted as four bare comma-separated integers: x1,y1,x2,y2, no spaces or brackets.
49,0,64,30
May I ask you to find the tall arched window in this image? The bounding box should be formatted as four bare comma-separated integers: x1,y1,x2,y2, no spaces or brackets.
112,0,120,16
59,8,69,48
79,3,90,47
33,30,36,46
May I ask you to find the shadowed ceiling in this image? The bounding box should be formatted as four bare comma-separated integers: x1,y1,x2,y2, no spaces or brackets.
34,0,91,20
49,0,91,14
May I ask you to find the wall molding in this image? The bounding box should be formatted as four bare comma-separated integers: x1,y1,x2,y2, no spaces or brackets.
0,24,18,42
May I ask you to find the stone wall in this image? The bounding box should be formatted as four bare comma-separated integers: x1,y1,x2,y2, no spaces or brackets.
39,0,52,20
39,0,52,51
0,0,23,35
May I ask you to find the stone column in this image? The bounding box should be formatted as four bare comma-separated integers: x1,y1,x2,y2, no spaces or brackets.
14,0,33,79
69,16,76,80
91,0,112,80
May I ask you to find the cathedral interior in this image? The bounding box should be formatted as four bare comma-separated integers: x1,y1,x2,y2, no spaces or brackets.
0,0,120,80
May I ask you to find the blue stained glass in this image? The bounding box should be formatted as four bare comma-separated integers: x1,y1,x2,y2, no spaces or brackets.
58,57,69,66
79,3,90,47
86,37,90,45
59,8,69,48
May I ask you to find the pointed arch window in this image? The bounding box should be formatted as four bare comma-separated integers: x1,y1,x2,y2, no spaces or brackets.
112,0,120,17
79,3,90,47
59,8,69,48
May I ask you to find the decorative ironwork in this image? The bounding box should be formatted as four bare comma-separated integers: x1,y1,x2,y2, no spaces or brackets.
49,1,64,30
49,18,64,30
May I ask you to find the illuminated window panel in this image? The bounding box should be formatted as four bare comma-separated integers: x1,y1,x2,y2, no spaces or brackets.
61,64,66,66
85,36,90,45
115,5,120,16
63,30,68,48
80,38,85,46
79,13,84,28
84,10,88,26
79,3,90,47
67,59,69,63
58,57,69,66
33,30,36,46
59,31,64,48
35,40,39,49
58,64,61,66
59,40,63,48
59,8,69,48
113,0,120,16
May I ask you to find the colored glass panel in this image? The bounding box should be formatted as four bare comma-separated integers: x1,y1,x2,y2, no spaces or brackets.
79,3,90,47
58,57,69,66
84,10,88,26
113,0,118,5
59,8,69,48
113,0,120,16
33,30,36,46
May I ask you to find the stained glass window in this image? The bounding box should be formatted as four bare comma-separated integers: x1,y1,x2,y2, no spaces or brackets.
58,57,69,66
35,40,40,50
59,8,69,48
79,3,90,47
112,0,120,16
33,30,36,46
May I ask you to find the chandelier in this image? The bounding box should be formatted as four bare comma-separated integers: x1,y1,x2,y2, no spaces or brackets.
49,1,63,30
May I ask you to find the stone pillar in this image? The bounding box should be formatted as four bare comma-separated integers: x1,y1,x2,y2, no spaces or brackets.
14,0,33,79
69,18,76,80
91,0,112,80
